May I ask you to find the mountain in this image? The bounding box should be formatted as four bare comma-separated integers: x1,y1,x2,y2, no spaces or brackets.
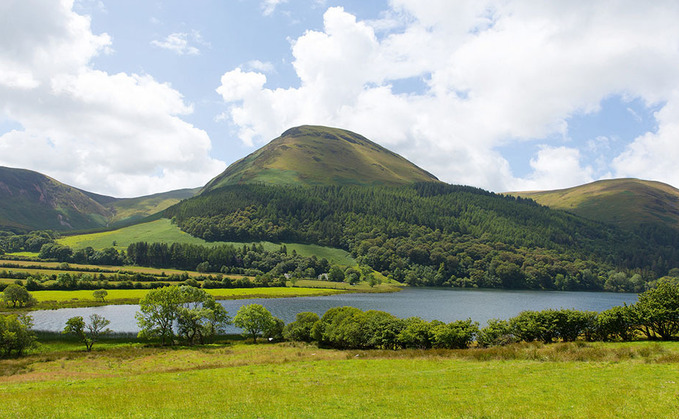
0,166,113,231
167,127,679,291
202,125,438,192
90,188,200,227
509,178,679,231
0,166,198,232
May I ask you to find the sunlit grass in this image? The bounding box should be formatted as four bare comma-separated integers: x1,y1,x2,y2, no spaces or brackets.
57,218,356,265
4,287,346,310
1,340,678,418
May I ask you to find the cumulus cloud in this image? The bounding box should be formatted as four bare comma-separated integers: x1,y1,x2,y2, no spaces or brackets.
216,1,679,191
513,146,594,192
151,31,207,56
0,0,225,197
612,91,679,186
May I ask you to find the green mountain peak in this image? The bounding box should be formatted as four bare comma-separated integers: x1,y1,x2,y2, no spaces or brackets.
202,125,439,192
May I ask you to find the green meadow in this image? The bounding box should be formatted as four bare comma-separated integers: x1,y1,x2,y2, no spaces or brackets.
57,218,356,265
2,287,345,310
1,339,678,418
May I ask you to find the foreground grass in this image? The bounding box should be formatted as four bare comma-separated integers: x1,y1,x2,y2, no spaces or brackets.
1,340,678,418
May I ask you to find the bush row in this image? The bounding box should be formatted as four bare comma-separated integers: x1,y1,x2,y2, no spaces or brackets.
281,280,679,349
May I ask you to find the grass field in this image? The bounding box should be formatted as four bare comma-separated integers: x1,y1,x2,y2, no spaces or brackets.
292,279,402,292
1,287,345,311
57,218,356,265
1,339,678,418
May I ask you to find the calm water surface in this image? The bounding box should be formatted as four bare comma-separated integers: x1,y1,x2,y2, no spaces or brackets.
29,287,638,333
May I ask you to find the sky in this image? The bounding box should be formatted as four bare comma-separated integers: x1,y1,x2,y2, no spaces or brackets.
1,0,679,197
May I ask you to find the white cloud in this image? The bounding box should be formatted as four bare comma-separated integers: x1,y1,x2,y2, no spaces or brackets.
512,146,594,191
216,2,679,191
612,90,679,186
261,0,287,16
245,60,275,73
151,31,204,56
0,0,225,197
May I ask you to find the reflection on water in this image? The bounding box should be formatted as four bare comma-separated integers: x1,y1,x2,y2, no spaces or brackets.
29,287,638,333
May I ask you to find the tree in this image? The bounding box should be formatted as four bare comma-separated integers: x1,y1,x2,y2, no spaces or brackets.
63,314,111,351
633,279,679,340
93,289,108,302
233,304,279,344
136,285,230,346
2,284,36,308
136,286,183,345
175,286,231,345
0,314,36,357
328,266,345,282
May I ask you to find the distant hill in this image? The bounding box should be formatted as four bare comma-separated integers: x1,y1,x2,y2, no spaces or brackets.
98,188,200,228
202,125,438,192
0,166,198,232
0,166,113,231
509,179,679,231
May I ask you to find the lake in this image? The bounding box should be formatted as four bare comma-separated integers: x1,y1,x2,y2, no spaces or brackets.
29,287,638,333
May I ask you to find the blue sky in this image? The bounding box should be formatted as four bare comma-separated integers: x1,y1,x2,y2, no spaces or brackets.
1,0,678,196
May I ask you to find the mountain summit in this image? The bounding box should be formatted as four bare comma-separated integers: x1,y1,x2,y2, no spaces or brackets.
202,125,438,192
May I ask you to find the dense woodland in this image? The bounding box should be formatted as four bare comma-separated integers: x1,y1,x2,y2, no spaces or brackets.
166,182,679,291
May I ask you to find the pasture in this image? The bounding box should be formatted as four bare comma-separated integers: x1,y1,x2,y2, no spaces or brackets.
1,339,678,418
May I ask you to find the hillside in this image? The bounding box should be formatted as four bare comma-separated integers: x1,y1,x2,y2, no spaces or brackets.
202,125,438,192
102,188,199,227
509,179,679,231
166,127,679,290
0,166,198,232
0,166,113,231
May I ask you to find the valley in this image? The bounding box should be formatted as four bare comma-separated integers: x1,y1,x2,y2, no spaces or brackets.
3,125,679,418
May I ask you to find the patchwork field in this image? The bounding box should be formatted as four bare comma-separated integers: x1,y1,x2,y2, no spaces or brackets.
1,339,678,418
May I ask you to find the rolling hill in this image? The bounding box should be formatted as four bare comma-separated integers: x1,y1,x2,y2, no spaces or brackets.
0,166,198,232
202,125,438,192
509,178,679,231
0,166,113,231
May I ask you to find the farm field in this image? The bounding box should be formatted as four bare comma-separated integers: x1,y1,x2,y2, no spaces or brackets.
1,287,346,311
0,260,251,279
1,339,678,418
57,218,356,265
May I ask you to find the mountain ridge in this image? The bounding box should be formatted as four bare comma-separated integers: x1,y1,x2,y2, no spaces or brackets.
509,178,679,231
0,166,198,232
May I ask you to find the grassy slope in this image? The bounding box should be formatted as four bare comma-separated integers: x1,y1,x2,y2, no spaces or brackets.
104,188,199,226
58,218,356,265
1,341,678,418
510,178,679,230
0,166,112,231
203,125,439,191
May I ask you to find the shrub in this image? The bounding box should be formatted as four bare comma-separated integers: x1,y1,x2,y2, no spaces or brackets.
477,319,515,347
431,319,479,349
283,312,320,342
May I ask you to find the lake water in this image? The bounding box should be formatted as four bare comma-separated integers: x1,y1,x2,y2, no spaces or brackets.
29,287,638,333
